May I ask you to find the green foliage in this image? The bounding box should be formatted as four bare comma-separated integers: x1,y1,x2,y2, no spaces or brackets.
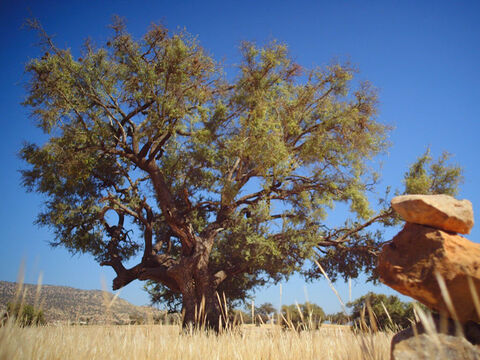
231,309,252,324
5,303,46,327
128,313,145,325
403,148,463,196
230,303,276,324
281,302,325,330
327,311,351,325
348,292,420,331
255,302,276,323
144,281,182,313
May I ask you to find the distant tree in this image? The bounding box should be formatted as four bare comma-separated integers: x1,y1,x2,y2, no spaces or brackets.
255,302,276,323
231,309,252,324
151,311,181,325
128,313,145,325
281,302,325,330
327,311,351,325
5,303,46,327
21,17,394,330
347,292,424,331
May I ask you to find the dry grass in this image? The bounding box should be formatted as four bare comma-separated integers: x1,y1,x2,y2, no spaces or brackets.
4,248,480,359
0,267,398,360
0,269,395,360
0,320,392,360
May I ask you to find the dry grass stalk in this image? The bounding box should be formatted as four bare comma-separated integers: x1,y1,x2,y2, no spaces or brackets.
314,260,348,315
467,276,480,319
434,271,464,337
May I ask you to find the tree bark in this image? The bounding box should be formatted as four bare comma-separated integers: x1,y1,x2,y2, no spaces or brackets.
194,267,223,331
179,277,222,331
171,239,223,331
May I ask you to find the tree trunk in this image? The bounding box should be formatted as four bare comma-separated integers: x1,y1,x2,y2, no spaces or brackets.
180,284,222,331
179,278,197,328
105,213,225,331
178,271,223,331
175,248,223,331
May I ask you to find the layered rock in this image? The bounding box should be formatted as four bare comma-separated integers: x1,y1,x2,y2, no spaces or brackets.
391,194,474,234
378,222,480,323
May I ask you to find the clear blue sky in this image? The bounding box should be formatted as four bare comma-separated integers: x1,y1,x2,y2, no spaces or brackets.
1,0,479,314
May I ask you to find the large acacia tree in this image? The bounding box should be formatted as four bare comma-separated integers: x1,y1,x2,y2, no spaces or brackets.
21,18,392,329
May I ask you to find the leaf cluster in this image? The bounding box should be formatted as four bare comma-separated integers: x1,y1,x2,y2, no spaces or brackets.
403,148,463,196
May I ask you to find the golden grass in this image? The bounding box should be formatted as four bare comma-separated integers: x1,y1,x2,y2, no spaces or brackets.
5,253,480,359
0,320,392,360
0,268,394,360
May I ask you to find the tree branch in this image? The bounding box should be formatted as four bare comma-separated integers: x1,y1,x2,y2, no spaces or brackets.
319,208,394,246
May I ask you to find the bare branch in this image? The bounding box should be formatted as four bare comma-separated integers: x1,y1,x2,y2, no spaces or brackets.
319,208,394,246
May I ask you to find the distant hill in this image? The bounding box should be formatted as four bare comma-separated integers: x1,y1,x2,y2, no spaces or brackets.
0,281,164,324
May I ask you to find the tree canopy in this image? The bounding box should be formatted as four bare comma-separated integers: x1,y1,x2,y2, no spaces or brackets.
347,292,426,331
20,18,461,328
255,302,276,323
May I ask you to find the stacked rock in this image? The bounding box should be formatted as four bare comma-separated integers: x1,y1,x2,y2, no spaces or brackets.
377,194,480,359
378,194,477,322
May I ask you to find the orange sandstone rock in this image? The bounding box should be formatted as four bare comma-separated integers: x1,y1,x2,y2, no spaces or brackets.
378,223,480,323
391,194,474,234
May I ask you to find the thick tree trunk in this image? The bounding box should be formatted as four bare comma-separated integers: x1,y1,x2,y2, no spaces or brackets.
180,283,222,331
178,267,223,331
198,283,223,331
171,235,222,331
179,279,198,327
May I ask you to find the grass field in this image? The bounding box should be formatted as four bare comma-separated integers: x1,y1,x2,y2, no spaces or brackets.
0,320,392,360
0,275,396,359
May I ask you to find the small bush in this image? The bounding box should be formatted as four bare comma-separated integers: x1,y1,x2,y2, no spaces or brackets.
5,303,46,326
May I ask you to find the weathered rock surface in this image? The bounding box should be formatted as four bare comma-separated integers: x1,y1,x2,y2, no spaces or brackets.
392,333,480,360
378,223,480,323
391,194,474,234
391,313,480,359
392,313,480,349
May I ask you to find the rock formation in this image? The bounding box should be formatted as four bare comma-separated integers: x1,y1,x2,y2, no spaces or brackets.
377,194,479,359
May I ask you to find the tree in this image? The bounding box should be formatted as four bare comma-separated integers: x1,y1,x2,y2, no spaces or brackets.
22,17,406,330
347,292,425,331
231,309,252,324
281,302,325,330
255,302,276,323
327,311,351,325
403,148,463,196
